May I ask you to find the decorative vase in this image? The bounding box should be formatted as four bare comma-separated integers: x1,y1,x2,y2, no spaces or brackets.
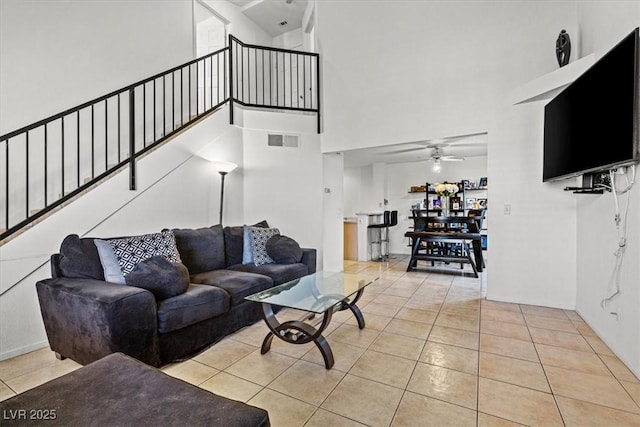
440,196,450,217
555,29,571,67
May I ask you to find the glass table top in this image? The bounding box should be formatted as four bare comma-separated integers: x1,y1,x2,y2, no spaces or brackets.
245,271,380,314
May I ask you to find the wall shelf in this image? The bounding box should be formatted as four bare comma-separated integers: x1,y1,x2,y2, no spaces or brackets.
510,54,595,105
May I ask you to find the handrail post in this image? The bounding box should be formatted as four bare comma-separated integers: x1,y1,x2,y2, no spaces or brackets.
228,34,234,125
316,55,321,134
129,88,136,190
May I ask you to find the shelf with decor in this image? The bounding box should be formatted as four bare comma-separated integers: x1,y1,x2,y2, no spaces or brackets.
408,182,466,217
407,179,489,250
462,178,488,215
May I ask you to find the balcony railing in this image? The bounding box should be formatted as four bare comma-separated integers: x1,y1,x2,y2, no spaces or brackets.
228,35,320,133
0,36,320,241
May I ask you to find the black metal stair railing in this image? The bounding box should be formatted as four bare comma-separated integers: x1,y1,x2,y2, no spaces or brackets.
0,36,320,241
228,35,320,133
0,47,229,241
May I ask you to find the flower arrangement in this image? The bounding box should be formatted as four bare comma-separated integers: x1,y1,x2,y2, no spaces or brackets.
434,182,459,197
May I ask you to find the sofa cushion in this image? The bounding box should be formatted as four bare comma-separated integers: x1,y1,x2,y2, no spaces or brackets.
266,235,303,264
58,234,105,280
125,256,190,300
108,231,181,276
228,263,309,286
156,284,229,333
173,225,225,274
189,269,273,306
223,221,269,267
248,227,280,266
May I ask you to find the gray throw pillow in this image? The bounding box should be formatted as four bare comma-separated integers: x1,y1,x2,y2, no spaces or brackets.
124,256,190,300
94,239,126,284
266,235,303,264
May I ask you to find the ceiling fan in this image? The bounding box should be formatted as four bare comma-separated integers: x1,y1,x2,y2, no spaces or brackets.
425,147,464,172
376,131,485,156
424,146,465,162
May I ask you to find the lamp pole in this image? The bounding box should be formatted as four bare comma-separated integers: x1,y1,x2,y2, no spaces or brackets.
211,161,238,225
218,171,227,225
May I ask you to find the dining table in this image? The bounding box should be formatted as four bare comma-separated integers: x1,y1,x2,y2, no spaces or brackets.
404,216,484,277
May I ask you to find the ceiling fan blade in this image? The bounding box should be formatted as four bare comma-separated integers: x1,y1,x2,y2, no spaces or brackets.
377,146,426,155
443,131,487,144
441,155,465,161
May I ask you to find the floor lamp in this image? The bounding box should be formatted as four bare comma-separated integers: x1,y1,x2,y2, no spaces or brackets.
212,161,238,224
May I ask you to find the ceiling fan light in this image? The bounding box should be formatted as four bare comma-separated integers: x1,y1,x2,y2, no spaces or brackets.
433,159,441,173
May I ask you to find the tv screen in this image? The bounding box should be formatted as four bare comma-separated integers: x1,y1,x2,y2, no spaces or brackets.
543,27,639,182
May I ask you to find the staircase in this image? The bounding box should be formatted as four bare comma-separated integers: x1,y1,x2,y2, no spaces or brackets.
0,35,320,242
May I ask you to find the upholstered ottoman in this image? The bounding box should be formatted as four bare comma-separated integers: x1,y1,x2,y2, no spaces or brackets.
0,353,269,426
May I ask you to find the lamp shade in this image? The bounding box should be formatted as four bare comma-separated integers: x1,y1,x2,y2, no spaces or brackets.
212,161,238,174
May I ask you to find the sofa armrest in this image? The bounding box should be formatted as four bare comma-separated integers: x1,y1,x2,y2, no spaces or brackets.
36,278,161,366
300,248,316,274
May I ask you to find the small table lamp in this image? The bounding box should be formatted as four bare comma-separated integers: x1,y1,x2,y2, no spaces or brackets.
212,161,238,224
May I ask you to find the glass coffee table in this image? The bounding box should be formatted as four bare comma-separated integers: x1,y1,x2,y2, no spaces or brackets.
245,271,379,369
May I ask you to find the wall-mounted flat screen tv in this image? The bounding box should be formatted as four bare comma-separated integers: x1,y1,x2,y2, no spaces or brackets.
543,27,639,182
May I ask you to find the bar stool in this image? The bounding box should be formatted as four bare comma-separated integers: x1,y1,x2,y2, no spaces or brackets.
368,211,390,261
381,210,398,259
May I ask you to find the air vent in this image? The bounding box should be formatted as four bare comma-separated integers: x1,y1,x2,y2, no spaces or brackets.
268,134,300,148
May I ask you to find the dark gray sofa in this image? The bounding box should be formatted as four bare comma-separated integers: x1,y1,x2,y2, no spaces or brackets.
36,223,316,367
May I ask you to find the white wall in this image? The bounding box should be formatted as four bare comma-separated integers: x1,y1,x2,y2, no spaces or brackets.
574,1,640,377
0,0,194,135
316,0,579,154
488,100,578,309
323,153,345,272
0,109,241,360
239,109,324,267
344,166,373,217
273,28,304,50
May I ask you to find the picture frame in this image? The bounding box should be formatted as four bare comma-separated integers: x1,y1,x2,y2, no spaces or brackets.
479,177,488,188
466,198,476,209
450,196,461,210
477,198,488,209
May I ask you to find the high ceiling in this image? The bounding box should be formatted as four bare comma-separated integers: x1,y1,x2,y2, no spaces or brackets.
224,0,487,168
227,0,309,37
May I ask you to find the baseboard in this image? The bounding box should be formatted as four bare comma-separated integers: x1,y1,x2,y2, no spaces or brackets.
0,340,50,362
575,308,640,381
484,293,576,311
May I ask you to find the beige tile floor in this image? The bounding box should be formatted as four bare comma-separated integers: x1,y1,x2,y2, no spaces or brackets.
1,255,640,426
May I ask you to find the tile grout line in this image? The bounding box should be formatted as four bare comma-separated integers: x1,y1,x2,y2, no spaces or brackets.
476,281,483,427
381,269,428,426
523,305,568,426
